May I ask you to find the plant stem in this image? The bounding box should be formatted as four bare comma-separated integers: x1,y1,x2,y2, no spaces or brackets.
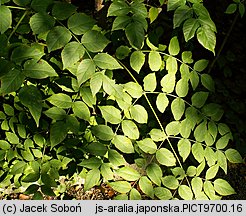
7,10,28,42
7,6,26,10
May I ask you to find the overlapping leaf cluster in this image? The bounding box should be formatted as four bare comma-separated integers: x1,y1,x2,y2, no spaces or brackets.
0,0,243,200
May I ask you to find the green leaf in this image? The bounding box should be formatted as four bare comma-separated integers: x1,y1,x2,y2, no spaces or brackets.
62,42,85,69
139,176,154,198
187,166,197,177
175,78,189,97
130,188,142,200
84,169,100,191
124,82,143,98
196,159,206,176
102,76,124,99
86,142,107,156
100,163,114,181
149,128,166,141
182,51,193,64
217,150,227,174
225,149,243,163
108,149,126,166
178,185,193,200
154,187,172,200
46,26,72,52
112,15,131,31
23,59,57,79
137,138,157,154
204,180,216,200
149,7,161,23
78,157,102,169
0,140,11,150
91,125,114,141
161,73,176,93
80,86,96,107
197,26,216,54
180,119,192,138
41,185,55,197
44,107,66,120
239,3,245,17
112,135,134,154
148,51,162,71
10,161,26,174
116,166,140,181
13,0,31,6
50,121,68,148
130,51,145,73
194,120,207,142
77,59,96,86
214,179,236,196
109,181,131,194
125,22,145,49
174,5,192,28
131,1,148,18
215,134,231,150
167,0,186,11
218,123,231,136
156,148,176,166
0,6,12,34
73,101,90,121
171,97,185,120
166,56,178,74
146,163,162,186
0,69,25,94
66,115,80,134
116,45,131,60
178,139,191,162
194,59,209,72
156,93,169,113
205,147,217,167
81,30,110,53
190,71,199,90
99,105,122,124
168,36,180,56
90,72,103,96
205,164,219,180
107,1,130,16
94,53,122,70
11,45,44,64
31,0,53,12
130,104,148,124
29,12,55,34
143,73,157,92
208,121,218,140
165,121,180,136
52,2,77,20
19,85,43,126
162,175,179,189
3,104,14,116
183,18,200,42
68,13,95,35
41,173,57,187
24,184,39,194
225,3,237,14
192,143,204,163
121,120,139,140
191,177,203,197
47,93,72,109
191,91,209,108
201,74,215,92
202,103,223,121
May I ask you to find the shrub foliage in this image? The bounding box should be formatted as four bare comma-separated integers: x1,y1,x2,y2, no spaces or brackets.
0,0,244,199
